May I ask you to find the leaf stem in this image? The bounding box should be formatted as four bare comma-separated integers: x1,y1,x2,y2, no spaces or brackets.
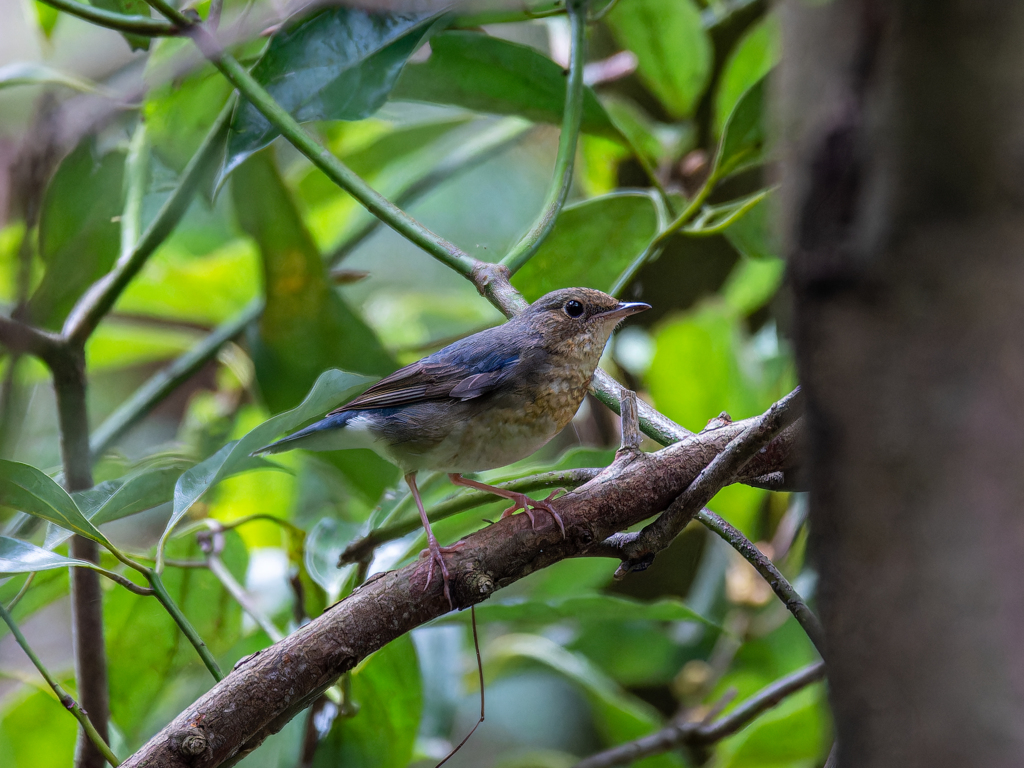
0,602,122,767
499,0,588,274
147,570,224,681
37,0,179,36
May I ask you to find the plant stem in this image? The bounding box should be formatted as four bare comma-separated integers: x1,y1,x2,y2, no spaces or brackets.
148,570,224,681
50,346,111,768
37,0,179,36
499,0,588,274
64,101,234,345
0,602,121,767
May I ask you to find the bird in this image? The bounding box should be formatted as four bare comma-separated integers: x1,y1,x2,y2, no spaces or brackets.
253,287,650,607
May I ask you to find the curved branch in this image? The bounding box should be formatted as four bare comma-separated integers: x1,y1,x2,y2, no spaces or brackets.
38,0,180,36
122,409,797,768
571,661,827,768
499,0,588,274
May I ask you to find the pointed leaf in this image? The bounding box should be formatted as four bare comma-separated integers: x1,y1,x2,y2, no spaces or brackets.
607,0,712,118
0,460,110,546
222,7,438,183
391,31,617,137
166,369,373,536
0,536,91,575
512,192,659,302
716,76,767,179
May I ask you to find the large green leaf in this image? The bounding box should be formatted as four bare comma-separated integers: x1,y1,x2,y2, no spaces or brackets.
490,634,682,768
512,192,659,302
313,635,422,768
0,536,91,575
433,594,717,628
724,194,780,261
0,689,78,767
391,31,617,137
716,685,829,768
222,7,438,182
30,139,124,329
606,0,711,118
0,461,111,547
168,369,372,538
233,150,394,413
716,77,767,179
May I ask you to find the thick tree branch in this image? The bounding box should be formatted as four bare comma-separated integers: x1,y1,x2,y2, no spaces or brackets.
611,388,804,574
571,661,827,768
123,409,797,768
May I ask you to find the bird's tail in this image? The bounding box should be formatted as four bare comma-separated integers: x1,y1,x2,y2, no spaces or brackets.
250,411,360,456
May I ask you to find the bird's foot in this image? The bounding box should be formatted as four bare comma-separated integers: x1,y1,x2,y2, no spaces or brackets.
415,540,465,610
500,490,566,536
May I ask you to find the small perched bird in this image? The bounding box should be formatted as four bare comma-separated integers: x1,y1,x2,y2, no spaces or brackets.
255,288,650,606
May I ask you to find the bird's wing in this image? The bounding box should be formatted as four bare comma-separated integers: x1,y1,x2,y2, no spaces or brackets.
328,332,523,413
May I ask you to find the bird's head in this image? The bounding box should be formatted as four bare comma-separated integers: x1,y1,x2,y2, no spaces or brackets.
521,288,650,360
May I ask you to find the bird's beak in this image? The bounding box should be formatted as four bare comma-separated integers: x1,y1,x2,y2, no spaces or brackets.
597,301,652,321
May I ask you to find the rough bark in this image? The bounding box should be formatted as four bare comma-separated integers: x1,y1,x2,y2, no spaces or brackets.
122,413,800,768
783,2,1024,766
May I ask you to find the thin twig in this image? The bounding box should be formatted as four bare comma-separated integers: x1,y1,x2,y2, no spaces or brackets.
697,510,825,658
499,0,588,274
0,602,122,767
572,661,827,768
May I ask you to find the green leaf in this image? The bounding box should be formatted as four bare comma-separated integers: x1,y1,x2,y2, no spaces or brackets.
0,536,91,575
391,31,618,137
0,689,78,766
233,150,394,412
30,139,124,329
0,62,109,96
716,685,829,768
512,192,659,302
722,256,785,317
313,635,422,768
433,594,717,628
716,76,767,179
89,0,152,50
167,369,372,537
46,457,192,549
490,634,682,768
715,15,780,135
606,0,712,118
33,1,60,38
222,7,438,183
0,460,111,547
724,194,780,261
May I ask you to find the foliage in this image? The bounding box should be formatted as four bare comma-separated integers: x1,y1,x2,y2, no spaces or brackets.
0,1,825,767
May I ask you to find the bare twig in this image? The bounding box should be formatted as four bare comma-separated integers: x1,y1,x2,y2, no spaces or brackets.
571,661,827,768
617,389,642,454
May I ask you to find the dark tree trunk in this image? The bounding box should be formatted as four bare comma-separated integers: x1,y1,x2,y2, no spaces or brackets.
783,2,1024,767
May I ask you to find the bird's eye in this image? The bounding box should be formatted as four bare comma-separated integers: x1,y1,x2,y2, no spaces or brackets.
563,300,584,319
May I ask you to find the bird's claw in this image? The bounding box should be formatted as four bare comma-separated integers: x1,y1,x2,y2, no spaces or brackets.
415,540,464,610
500,489,566,537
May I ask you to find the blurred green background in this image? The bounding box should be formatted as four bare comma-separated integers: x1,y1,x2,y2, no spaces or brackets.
0,0,825,765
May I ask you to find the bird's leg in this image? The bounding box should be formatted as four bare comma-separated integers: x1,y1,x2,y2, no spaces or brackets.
448,473,566,536
408,472,455,610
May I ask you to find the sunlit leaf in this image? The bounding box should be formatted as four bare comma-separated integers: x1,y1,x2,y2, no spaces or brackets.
716,685,829,768
490,634,681,768
222,7,439,183
313,635,422,768
167,369,372,538
433,594,717,628
30,139,124,329
33,1,59,38
0,536,90,575
391,31,617,137
606,0,711,118
716,77,766,179
0,461,111,547
0,689,78,766
512,192,659,302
